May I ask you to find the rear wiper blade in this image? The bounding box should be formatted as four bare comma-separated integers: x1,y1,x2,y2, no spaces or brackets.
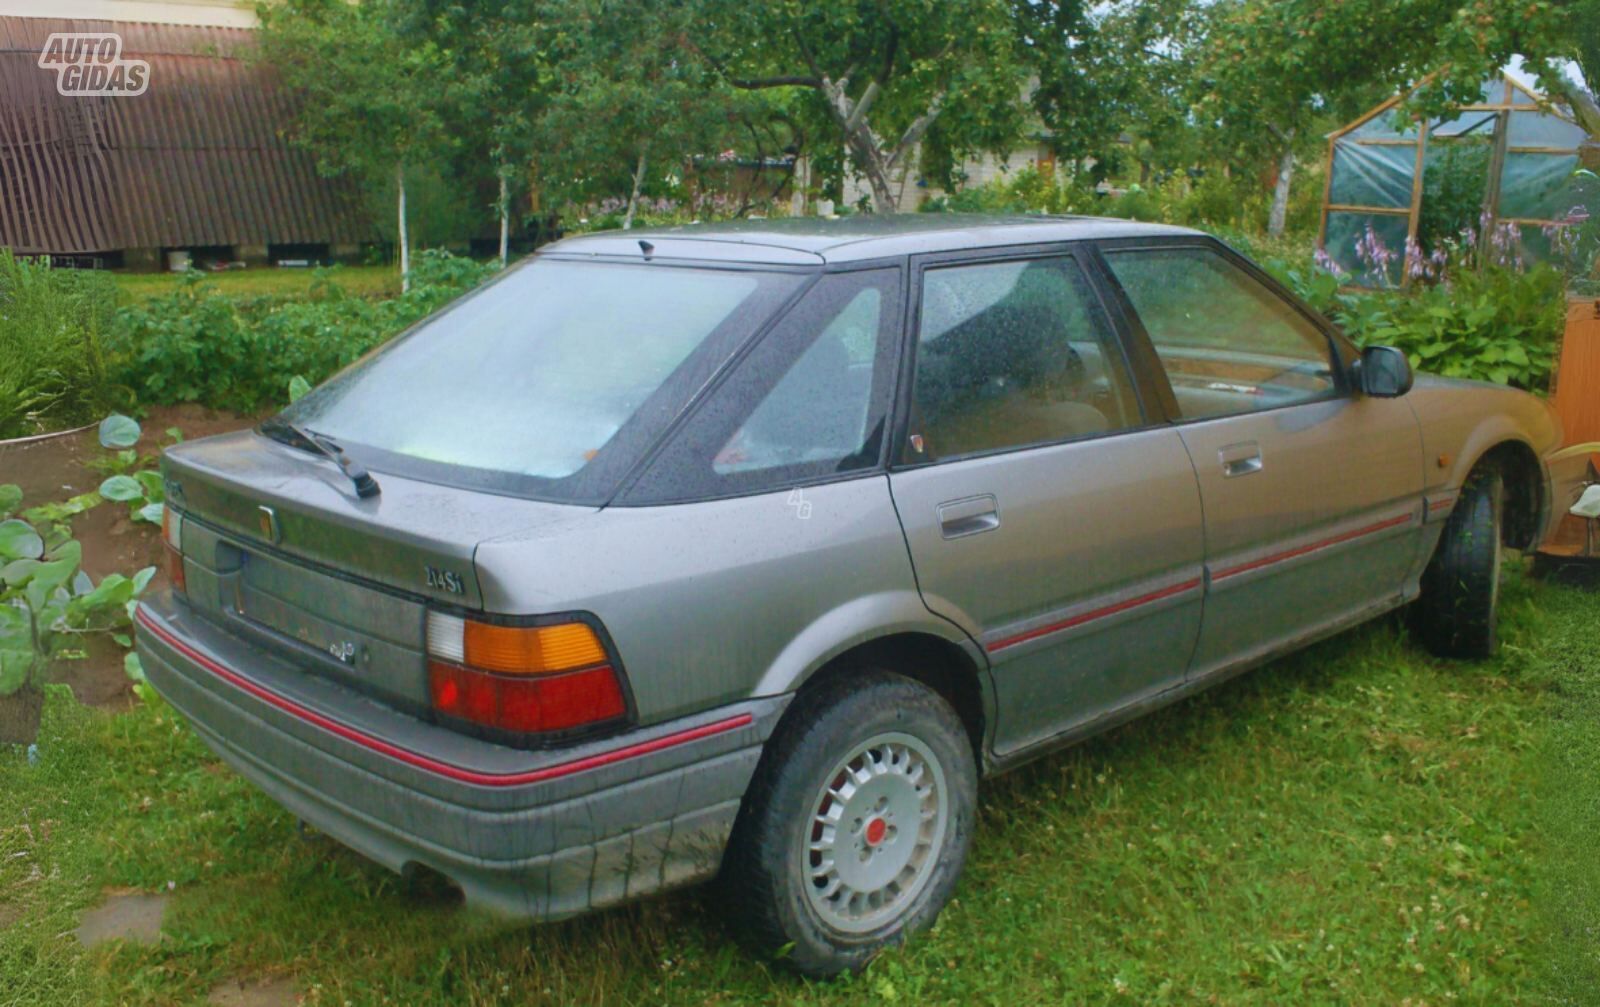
260,417,381,499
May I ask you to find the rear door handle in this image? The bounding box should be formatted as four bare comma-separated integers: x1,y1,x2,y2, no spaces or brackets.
1220,441,1263,478
937,494,1000,539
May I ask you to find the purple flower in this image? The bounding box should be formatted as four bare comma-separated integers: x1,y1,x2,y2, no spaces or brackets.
1314,247,1348,279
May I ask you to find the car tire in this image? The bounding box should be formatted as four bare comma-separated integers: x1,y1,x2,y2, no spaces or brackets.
720,670,977,977
1415,467,1504,659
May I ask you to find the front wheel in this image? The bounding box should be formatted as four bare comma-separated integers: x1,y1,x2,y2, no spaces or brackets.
1414,467,1504,658
721,671,977,977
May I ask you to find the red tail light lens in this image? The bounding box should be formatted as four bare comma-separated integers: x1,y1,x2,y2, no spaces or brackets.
428,662,626,734
425,612,628,736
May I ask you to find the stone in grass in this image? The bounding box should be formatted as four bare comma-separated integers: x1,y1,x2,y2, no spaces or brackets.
206,977,299,1006
75,891,167,947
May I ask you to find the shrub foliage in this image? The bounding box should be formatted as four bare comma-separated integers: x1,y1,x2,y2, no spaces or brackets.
0,251,115,439
107,250,496,414
1262,251,1567,390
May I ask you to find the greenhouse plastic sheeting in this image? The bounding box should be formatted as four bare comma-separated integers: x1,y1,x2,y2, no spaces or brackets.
1500,151,1582,220
1428,110,1498,140
1323,71,1590,280
1330,141,1415,208
1349,112,1420,142
1507,110,1588,148
1324,211,1409,287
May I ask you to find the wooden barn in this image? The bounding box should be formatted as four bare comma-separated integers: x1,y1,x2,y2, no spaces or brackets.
0,1,375,269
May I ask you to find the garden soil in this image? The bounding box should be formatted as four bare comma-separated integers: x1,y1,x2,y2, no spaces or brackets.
0,405,262,714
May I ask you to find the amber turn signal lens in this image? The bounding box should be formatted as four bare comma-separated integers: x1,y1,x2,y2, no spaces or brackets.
462,620,608,675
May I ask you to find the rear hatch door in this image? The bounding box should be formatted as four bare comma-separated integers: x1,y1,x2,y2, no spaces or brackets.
164,430,595,714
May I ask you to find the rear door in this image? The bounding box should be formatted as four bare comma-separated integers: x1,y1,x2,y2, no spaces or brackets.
887,247,1205,756
1098,241,1424,678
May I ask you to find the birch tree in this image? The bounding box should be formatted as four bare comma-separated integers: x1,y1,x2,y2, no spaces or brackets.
258,0,448,289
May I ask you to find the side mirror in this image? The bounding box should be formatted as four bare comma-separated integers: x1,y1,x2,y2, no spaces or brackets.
1357,345,1413,398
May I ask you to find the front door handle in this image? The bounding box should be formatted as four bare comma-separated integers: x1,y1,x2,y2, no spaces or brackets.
937,494,1000,539
1220,441,1263,478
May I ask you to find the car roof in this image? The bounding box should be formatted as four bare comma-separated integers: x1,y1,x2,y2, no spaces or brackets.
542,214,1204,266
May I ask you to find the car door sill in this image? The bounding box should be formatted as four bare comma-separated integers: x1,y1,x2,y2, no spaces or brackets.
983,591,1409,777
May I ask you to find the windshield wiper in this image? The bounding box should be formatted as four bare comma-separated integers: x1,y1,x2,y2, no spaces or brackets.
260,417,381,499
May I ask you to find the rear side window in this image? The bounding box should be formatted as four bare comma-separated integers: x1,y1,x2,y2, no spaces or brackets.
620,268,903,503
908,255,1140,462
1104,247,1337,420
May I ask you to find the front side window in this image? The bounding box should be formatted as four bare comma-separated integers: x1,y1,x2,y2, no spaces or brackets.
909,255,1140,461
1104,247,1337,420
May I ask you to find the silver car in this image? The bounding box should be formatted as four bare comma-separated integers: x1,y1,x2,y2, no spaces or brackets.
136,215,1586,975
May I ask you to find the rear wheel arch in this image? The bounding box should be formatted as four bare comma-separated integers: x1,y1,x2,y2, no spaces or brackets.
783,632,990,768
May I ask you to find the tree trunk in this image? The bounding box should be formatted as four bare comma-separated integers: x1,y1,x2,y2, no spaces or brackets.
858,154,897,213
816,77,942,215
623,149,647,230
497,166,510,267
1267,141,1295,238
396,162,410,294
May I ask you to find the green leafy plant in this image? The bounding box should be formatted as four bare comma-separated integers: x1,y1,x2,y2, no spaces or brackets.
1264,253,1567,389
107,250,495,413
0,250,118,439
0,485,154,696
98,470,165,526
87,414,171,526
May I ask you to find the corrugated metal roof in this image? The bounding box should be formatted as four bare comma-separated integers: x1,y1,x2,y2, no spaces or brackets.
0,16,374,254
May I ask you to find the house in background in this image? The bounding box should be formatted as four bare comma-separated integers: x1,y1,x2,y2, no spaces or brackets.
0,0,375,269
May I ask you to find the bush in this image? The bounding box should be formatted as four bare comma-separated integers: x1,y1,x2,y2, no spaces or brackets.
107,249,496,413
0,251,116,438
919,164,1100,216
1264,253,1567,390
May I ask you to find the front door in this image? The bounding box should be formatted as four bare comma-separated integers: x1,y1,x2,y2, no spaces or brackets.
1100,242,1424,678
888,249,1206,756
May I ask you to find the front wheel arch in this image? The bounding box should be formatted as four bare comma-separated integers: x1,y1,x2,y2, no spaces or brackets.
1459,439,1543,549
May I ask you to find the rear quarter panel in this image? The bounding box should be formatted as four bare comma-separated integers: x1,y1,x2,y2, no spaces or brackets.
472,475,976,725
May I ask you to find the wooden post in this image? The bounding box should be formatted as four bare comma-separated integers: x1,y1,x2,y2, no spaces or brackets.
1402,119,1429,288
1317,137,1336,251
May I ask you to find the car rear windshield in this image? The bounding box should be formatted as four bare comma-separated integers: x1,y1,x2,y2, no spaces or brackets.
281,257,806,502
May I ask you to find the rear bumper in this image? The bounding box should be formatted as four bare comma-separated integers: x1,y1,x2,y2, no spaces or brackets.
135,592,788,920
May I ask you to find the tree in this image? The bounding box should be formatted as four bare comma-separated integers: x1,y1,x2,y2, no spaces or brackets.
1186,0,1589,237
540,0,759,225
257,0,449,288
1447,0,1597,156
1018,0,1198,180
691,0,1028,212
1187,1,1444,236
390,0,556,265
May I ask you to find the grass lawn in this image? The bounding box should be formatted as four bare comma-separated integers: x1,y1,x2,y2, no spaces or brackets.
2,572,1597,1005
110,265,400,303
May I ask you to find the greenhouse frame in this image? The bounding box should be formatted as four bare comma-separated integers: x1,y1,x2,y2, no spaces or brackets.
1319,71,1588,287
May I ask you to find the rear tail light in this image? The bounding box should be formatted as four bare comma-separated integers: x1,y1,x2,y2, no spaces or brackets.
425,612,627,737
162,505,185,595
